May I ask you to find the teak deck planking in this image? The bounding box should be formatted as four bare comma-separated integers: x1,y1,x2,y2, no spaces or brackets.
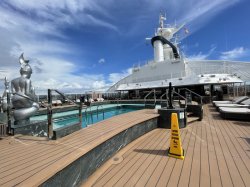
0,105,249,187
85,105,250,187
0,109,158,187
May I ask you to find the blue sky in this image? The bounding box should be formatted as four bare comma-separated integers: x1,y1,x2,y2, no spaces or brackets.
0,0,249,93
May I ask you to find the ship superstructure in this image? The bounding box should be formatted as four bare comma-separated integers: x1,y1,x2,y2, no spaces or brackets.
108,14,250,97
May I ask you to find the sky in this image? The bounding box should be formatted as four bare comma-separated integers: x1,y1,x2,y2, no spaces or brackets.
0,0,249,94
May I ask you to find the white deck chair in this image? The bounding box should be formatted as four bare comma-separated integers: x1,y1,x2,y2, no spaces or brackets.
219,107,250,120
213,96,248,106
215,98,250,108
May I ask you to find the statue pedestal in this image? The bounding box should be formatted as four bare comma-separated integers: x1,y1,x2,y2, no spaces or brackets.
157,108,187,129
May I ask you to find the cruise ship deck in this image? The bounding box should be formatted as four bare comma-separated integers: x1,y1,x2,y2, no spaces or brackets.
83,105,250,187
0,105,249,187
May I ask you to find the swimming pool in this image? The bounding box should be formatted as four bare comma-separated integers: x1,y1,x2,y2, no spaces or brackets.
31,104,144,129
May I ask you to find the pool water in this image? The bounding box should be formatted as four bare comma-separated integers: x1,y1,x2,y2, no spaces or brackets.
53,106,142,129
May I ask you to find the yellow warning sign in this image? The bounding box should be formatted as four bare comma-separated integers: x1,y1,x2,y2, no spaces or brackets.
168,113,185,160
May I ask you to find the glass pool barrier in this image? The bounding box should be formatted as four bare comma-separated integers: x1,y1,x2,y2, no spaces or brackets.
31,104,144,130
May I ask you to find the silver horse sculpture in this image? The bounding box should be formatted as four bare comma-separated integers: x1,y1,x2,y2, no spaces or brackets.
11,53,39,121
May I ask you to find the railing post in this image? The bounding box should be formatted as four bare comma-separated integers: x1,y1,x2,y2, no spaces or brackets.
79,100,82,126
6,92,12,135
154,89,156,105
168,82,174,109
244,82,247,96
47,89,53,139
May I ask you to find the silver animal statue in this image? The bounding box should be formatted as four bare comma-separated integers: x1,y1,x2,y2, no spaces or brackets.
1,77,11,112
11,53,39,121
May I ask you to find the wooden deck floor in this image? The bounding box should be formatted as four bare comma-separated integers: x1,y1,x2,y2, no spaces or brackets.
0,109,158,187
84,105,250,187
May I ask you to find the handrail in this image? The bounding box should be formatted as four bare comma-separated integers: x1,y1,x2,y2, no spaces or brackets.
96,105,104,120
160,92,167,103
144,89,154,101
116,98,121,107
48,89,82,138
53,89,79,106
178,88,203,104
173,90,187,108
144,89,156,106
84,106,93,125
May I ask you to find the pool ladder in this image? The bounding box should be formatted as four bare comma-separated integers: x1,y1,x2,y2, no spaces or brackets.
84,107,93,126
96,105,104,120
84,105,105,126
144,89,156,109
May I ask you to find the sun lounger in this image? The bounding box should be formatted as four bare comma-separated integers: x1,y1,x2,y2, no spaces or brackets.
219,107,250,121
213,96,248,106
56,100,62,106
52,100,62,106
215,98,250,109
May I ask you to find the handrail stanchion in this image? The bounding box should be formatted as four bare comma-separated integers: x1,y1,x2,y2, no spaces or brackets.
6,92,12,135
79,100,82,125
84,106,93,125
47,89,53,139
154,89,156,106
96,105,99,119
97,105,104,120
168,83,173,109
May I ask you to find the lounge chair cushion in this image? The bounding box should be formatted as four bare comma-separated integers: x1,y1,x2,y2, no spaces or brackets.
213,96,248,106
233,96,249,103
219,107,250,114
240,98,250,105
215,98,250,108
219,106,250,121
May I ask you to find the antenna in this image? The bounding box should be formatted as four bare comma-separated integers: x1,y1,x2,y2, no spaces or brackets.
159,12,166,28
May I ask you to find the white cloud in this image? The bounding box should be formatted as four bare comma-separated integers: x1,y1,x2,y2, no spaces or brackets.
187,46,216,61
220,47,249,60
86,14,118,32
0,0,244,94
93,80,106,90
108,68,133,85
187,53,208,61
98,58,105,64
0,0,118,94
169,0,240,33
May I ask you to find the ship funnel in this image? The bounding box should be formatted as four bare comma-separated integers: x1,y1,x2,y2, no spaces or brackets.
153,40,164,62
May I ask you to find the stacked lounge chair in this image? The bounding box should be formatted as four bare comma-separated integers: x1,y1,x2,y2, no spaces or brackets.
213,96,248,107
219,107,250,120
215,98,250,109
213,96,250,121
